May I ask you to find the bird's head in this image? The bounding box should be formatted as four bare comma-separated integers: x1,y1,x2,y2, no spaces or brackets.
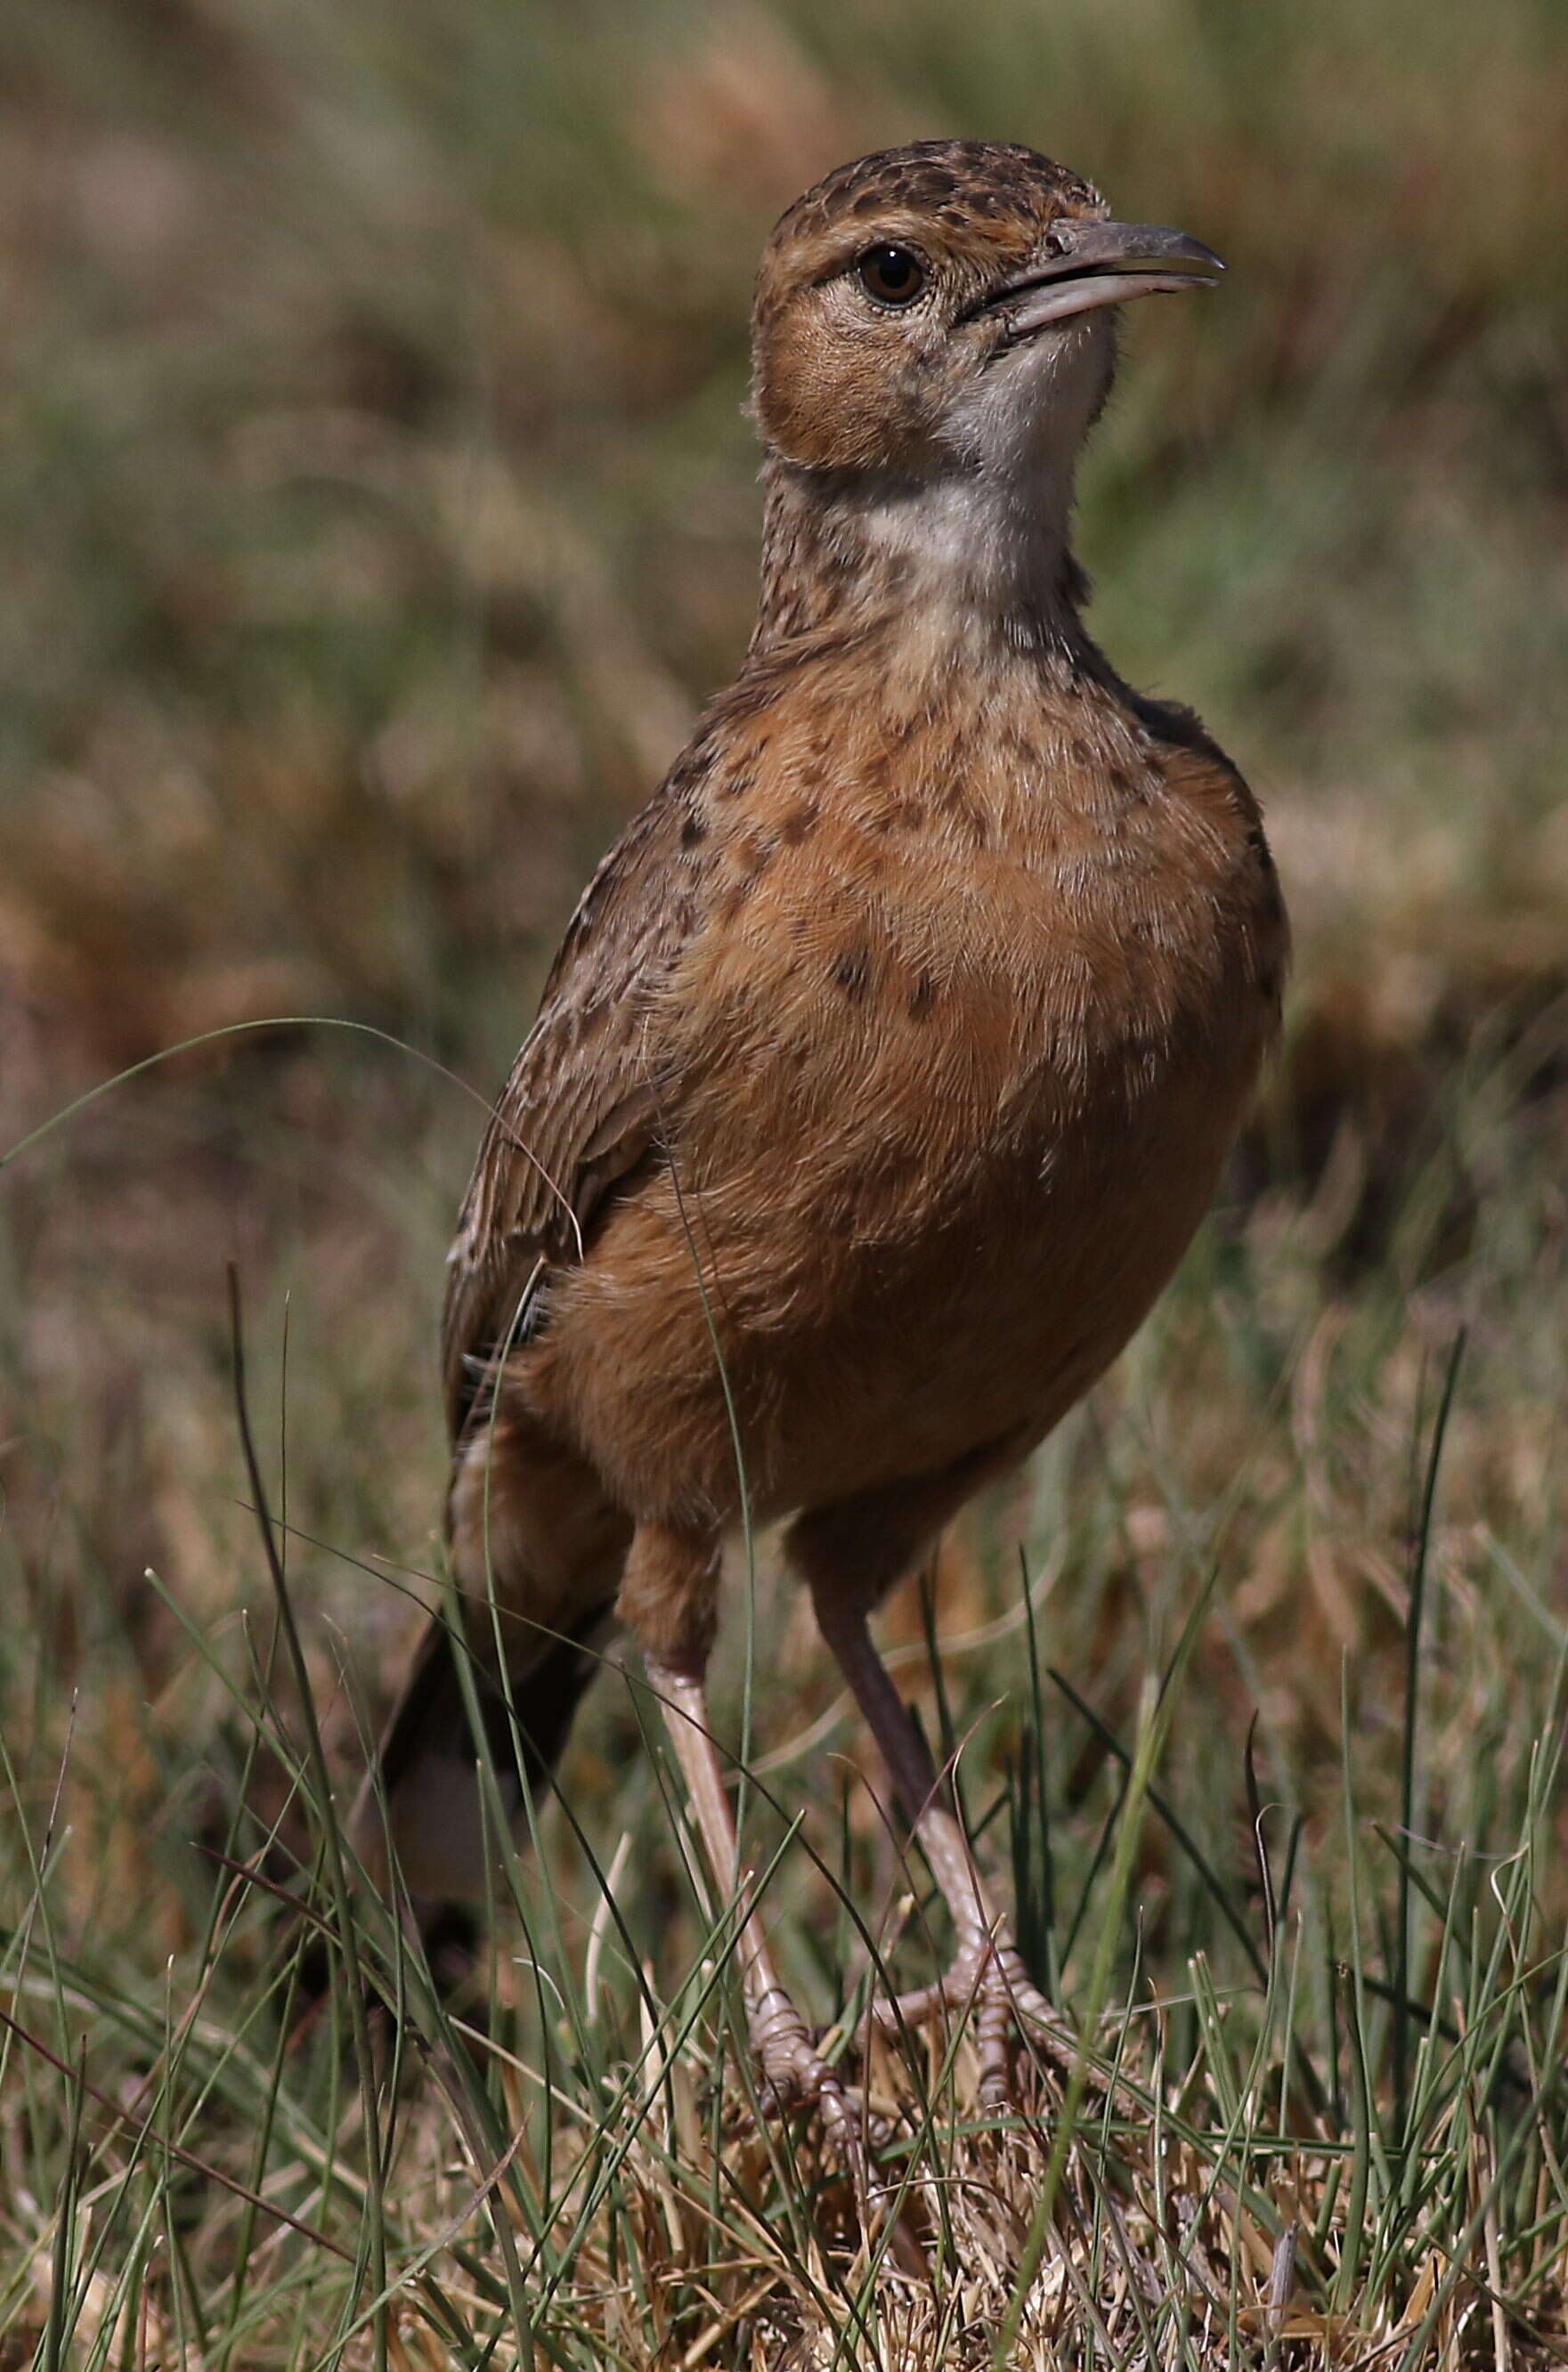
752,141,1219,573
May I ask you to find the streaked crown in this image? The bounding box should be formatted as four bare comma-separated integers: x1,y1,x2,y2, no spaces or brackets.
750,140,1219,478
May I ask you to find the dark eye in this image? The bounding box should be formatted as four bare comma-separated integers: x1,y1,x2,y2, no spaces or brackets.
857,244,927,307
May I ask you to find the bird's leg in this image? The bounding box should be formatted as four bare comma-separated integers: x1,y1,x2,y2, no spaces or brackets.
810,1587,1071,2108
645,1656,863,2155
620,1523,860,2160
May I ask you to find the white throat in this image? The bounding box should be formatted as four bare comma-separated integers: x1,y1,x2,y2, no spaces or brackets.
752,322,1111,657
839,317,1110,635
855,462,1077,632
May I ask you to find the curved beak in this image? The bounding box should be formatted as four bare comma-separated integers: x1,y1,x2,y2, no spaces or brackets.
977,220,1224,337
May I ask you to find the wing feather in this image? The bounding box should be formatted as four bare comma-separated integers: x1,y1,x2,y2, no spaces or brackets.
441,781,699,1439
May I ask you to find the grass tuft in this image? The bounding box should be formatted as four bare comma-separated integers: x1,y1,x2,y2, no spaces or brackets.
4,0,1567,2360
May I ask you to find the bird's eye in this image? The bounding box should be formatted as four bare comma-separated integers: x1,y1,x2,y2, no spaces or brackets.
857,245,927,307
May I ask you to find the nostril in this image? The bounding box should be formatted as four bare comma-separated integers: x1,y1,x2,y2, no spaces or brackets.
1044,228,1068,258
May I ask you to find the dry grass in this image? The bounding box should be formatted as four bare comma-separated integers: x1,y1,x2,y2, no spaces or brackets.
3,0,1568,2363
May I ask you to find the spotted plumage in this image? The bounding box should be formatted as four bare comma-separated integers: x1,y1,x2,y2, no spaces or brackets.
355,139,1287,2146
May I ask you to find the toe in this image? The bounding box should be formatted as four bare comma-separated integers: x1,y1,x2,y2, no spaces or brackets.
749,1986,865,2166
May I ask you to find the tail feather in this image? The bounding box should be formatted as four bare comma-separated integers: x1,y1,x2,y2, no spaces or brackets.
351,1408,629,1971
351,1600,613,1909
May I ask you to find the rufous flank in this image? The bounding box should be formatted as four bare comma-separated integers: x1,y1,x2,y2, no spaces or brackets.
353,139,1288,2145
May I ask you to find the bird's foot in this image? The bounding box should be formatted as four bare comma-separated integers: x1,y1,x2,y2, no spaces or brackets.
870,1930,1076,2109
751,1985,939,2270
751,1980,866,2170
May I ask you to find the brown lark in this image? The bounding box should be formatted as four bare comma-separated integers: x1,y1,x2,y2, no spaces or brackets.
353,140,1288,2148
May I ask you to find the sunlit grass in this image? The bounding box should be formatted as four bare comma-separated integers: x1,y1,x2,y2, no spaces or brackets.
3,1005,1566,2363
3,0,1567,2359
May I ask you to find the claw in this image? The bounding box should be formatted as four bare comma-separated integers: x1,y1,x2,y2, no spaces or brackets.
749,1980,869,2201
871,1930,1076,2107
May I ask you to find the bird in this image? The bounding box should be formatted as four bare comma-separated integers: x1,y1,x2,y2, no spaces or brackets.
352,139,1288,2148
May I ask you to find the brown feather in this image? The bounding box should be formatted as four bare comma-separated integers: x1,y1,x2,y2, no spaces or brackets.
363,137,1289,1927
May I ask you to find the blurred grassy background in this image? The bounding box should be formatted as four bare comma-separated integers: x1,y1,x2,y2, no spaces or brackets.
4,0,1568,1884
3,0,1568,2178
6,0,1567,1070
4,1,1568,2356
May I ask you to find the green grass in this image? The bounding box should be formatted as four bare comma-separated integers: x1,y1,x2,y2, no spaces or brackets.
3,0,1568,2360
4,1013,1566,2364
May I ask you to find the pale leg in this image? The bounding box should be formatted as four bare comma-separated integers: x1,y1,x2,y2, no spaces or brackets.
808,1587,1070,2106
785,1450,1083,2109
645,1655,862,2153
619,1523,860,2161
